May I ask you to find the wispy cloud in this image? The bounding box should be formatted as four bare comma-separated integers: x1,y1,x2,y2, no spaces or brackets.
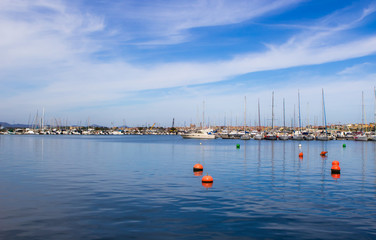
106,0,303,45
337,62,373,75
0,0,104,69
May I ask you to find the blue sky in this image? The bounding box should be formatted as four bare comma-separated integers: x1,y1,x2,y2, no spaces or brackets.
1,0,376,127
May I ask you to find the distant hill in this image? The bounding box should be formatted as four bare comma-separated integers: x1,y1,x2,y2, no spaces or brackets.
0,122,111,129
0,122,30,128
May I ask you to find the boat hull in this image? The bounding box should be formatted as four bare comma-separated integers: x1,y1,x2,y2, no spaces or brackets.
181,134,216,139
354,135,368,141
278,135,289,140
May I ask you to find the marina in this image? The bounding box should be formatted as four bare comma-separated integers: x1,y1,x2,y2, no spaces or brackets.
2,1,376,239
2,125,375,141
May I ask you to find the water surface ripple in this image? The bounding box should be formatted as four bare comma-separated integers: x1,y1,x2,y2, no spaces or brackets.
0,135,375,239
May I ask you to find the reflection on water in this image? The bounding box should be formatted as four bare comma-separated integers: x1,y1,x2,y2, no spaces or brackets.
0,135,375,239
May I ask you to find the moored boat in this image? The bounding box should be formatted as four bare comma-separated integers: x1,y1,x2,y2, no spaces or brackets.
254,133,264,140
181,129,216,139
354,134,368,141
264,132,277,140
278,133,289,140
316,133,329,141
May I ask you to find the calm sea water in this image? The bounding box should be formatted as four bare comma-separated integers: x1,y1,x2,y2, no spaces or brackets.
0,135,375,239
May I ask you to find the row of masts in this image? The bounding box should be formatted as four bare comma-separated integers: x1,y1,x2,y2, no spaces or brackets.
22,88,376,130
255,89,326,132
233,87,376,133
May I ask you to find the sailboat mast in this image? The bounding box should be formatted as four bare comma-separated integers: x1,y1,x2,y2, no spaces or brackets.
298,90,301,130
307,102,310,127
202,100,205,129
362,91,364,132
374,87,376,133
322,88,327,133
272,91,274,130
42,107,45,130
244,96,246,132
283,98,286,129
258,98,261,131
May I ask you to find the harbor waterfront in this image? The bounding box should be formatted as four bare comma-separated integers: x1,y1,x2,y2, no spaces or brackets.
2,123,375,141
0,135,375,239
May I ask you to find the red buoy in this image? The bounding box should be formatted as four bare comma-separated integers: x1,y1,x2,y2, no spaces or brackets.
332,160,339,166
193,163,203,172
299,152,303,157
320,151,328,156
331,165,341,174
202,175,213,183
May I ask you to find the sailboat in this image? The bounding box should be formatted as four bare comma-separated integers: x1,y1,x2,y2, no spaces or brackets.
316,89,329,141
182,101,216,139
265,91,277,140
369,87,376,141
279,98,289,140
292,90,304,140
254,98,264,140
241,96,251,140
355,91,368,141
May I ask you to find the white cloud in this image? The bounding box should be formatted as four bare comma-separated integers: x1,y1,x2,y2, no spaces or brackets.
1,0,376,125
0,0,104,69
337,62,373,75
108,0,303,45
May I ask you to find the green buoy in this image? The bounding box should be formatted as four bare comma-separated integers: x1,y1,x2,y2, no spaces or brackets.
236,144,240,149
343,144,346,148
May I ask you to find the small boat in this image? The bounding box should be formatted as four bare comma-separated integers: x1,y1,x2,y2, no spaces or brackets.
254,133,264,140
292,131,304,140
303,134,315,141
240,134,251,140
316,133,329,141
354,134,368,141
278,133,289,140
181,129,216,139
220,130,241,139
264,132,277,140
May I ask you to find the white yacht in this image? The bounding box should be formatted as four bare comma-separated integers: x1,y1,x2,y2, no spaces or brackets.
254,133,264,140
181,129,216,139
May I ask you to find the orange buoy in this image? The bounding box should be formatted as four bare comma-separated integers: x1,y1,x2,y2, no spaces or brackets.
331,165,341,174
194,171,203,176
202,175,213,183
331,174,341,179
193,163,203,172
202,182,213,188
299,152,303,157
332,160,339,166
320,151,328,156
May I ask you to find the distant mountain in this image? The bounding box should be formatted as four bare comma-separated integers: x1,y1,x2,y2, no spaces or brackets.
0,122,111,129
0,122,30,128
